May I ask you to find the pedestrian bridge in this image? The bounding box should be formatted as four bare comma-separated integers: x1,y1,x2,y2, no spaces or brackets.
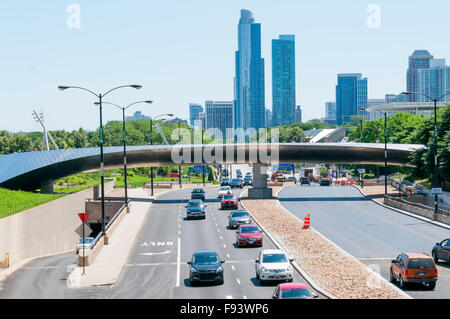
0,143,423,191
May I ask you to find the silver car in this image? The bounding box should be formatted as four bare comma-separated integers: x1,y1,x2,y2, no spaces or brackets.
228,210,251,229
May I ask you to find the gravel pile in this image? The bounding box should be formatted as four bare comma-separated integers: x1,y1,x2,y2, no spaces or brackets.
242,188,408,299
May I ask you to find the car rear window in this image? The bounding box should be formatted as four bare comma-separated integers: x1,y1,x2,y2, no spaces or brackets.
192,189,204,193
408,258,435,269
224,195,235,199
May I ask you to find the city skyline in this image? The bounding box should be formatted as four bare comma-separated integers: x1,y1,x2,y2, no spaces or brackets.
1,1,450,132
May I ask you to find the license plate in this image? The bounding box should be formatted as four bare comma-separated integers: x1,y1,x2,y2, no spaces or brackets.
418,272,425,276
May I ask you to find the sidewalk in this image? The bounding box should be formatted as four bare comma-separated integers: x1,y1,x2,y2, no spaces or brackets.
67,187,168,287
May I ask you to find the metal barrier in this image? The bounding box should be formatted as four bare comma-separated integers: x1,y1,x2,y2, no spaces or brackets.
385,195,450,217
0,252,9,268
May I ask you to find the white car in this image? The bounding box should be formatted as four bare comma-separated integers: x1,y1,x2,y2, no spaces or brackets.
217,186,232,198
255,249,294,284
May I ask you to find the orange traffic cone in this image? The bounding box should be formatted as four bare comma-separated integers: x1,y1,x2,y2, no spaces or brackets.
303,214,310,229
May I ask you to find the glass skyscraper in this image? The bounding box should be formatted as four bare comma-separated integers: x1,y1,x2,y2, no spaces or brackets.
418,58,450,102
272,35,296,126
234,9,265,132
205,101,234,140
406,50,434,102
335,73,367,125
189,103,203,126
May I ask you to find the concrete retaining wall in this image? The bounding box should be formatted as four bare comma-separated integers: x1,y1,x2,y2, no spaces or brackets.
0,181,115,267
384,197,450,225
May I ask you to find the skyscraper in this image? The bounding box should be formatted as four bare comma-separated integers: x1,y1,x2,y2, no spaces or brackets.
406,50,434,102
335,73,368,125
189,103,203,126
272,35,296,126
295,105,302,123
234,9,265,132
324,102,336,125
418,58,450,102
265,108,272,127
205,100,234,140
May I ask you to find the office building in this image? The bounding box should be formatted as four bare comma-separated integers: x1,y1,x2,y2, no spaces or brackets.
335,73,368,125
324,102,336,125
406,50,434,102
272,35,296,126
295,105,302,123
205,101,234,140
189,103,203,126
125,111,150,122
234,9,265,131
418,58,450,102
265,109,272,127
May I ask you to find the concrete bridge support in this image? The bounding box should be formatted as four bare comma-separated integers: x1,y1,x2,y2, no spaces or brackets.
248,164,272,199
40,180,54,194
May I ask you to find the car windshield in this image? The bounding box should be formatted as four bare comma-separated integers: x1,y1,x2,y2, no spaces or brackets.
408,258,435,269
263,253,288,263
224,195,235,199
280,288,312,299
240,227,259,233
232,179,241,183
193,254,219,265
192,189,203,193
220,187,230,191
231,212,248,218
188,201,201,207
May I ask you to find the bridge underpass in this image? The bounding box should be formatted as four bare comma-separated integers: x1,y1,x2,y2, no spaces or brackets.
0,143,423,198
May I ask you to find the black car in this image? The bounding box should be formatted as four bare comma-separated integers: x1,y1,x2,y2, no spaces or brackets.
185,200,206,220
243,176,253,186
191,188,205,200
300,177,310,185
320,178,330,186
230,178,243,189
432,239,450,264
188,251,225,285
221,178,230,186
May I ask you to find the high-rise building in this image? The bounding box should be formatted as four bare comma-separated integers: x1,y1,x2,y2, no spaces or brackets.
418,58,450,102
265,108,272,127
189,103,203,126
335,73,368,125
406,50,434,102
295,105,302,123
198,112,206,130
205,101,234,140
272,35,296,126
324,102,336,125
234,9,265,131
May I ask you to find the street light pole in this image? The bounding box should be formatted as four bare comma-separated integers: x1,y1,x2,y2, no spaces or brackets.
202,128,205,186
384,112,388,196
178,121,182,189
58,84,142,241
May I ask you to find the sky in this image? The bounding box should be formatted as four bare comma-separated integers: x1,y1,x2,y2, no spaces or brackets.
1,0,450,132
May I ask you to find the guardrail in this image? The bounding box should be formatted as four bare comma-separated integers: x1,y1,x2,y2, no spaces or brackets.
0,252,9,269
385,195,450,217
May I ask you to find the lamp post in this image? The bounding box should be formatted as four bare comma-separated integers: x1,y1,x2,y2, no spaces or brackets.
178,121,182,188
95,100,153,208
202,128,205,186
402,91,450,218
149,113,173,196
58,84,142,240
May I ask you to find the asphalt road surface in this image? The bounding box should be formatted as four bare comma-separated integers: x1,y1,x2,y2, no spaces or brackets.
0,186,323,299
279,183,450,299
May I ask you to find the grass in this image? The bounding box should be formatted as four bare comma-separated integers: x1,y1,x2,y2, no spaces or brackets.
0,188,65,219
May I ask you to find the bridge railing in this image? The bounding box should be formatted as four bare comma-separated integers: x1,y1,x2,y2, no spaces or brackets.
385,195,450,217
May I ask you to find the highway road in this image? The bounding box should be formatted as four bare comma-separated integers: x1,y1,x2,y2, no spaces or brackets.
0,186,322,299
279,183,450,299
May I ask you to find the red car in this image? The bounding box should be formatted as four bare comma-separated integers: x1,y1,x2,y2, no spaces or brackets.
221,194,238,210
236,225,263,247
272,283,318,299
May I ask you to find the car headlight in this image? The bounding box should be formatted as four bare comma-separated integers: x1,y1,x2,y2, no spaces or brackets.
261,267,267,273
191,267,198,273
287,265,293,272
216,266,223,273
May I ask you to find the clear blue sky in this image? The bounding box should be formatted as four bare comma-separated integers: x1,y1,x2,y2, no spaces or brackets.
1,0,449,132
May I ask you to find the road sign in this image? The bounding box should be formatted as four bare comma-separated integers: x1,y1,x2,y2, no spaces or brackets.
272,164,294,171
357,169,366,174
78,212,90,223
75,223,93,238
188,166,211,174
431,188,442,195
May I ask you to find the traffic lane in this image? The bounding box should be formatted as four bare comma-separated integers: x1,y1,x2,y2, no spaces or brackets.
0,252,77,299
279,184,450,258
359,258,450,299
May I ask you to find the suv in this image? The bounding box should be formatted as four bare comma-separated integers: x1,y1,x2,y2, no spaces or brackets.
243,176,253,186
300,177,310,185
320,178,330,186
255,249,294,284
390,253,438,289
191,188,205,200
220,178,230,186
185,200,207,219
432,238,450,264
230,178,243,189
187,251,225,285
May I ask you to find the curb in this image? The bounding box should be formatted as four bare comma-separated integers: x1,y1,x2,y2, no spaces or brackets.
239,189,337,300
351,185,450,231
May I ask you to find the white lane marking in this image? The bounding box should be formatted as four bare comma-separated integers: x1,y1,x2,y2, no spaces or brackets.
178,230,181,235
227,253,230,258
176,237,181,287
225,295,233,299
231,265,235,271
140,251,171,256
243,296,247,299
219,236,223,240
236,278,241,285
223,244,226,248
178,224,181,228
215,223,218,226
217,229,220,232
